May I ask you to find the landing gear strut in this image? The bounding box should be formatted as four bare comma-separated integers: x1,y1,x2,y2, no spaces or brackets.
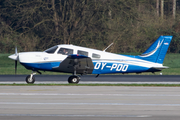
68,75,80,84
67,63,81,84
26,72,36,84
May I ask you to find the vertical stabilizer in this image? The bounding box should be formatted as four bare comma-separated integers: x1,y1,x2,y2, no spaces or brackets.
139,36,172,64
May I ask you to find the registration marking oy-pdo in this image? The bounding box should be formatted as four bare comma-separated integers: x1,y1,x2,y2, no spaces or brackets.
94,62,128,71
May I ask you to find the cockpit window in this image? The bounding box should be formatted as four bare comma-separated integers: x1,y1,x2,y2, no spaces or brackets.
77,50,88,56
58,48,73,55
92,53,101,58
44,46,58,54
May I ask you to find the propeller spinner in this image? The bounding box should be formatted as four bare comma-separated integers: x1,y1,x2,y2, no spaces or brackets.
8,47,19,74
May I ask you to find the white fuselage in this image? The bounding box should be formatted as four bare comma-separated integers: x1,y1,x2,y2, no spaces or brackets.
10,44,163,74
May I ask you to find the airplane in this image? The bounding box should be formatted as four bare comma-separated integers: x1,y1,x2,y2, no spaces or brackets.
8,35,172,84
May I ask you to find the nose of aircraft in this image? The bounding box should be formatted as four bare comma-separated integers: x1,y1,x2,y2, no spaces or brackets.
8,46,18,60
8,54,19,60
8,47,19,74
18,52,43,63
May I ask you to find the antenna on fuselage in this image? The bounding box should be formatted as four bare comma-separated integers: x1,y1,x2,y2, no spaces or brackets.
103,42,113,52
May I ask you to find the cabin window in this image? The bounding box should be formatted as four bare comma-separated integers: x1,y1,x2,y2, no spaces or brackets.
44,46,58,54
92,53,101,58
58,48,73,55
77,50,88,56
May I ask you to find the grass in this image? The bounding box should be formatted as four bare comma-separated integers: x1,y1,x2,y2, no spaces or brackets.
0,53,180,75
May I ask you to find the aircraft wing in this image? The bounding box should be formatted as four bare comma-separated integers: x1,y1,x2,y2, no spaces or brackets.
53,54,94,74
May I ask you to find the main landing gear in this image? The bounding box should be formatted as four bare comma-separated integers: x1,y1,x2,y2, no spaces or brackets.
68,75,80,84
67,65,81,84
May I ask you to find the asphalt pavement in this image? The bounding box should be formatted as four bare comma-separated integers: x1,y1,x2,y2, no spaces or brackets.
0,75,180,84
0,86,180,120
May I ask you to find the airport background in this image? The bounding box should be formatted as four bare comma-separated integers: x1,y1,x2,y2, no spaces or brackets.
0,0,180,75
0,0,180,53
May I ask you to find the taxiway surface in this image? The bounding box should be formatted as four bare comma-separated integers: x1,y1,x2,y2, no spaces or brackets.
0,86,180,120
0,75,180,84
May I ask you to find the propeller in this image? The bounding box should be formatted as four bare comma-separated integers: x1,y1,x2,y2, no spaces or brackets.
15,46,18,75
15,60,17,74
8,46,19,74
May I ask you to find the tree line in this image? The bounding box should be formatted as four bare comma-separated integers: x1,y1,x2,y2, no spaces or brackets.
0,0,180,53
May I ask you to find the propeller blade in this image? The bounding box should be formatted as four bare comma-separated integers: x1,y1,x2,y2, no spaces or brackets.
15,46,18,75
15,46,17,56
15,60,17,75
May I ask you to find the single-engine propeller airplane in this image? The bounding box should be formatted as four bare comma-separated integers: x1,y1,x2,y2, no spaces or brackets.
9,35,172,84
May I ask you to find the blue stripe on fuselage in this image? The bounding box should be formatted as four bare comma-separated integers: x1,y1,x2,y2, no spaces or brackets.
20,61,159,74
92,62,156,74
20,62,60,71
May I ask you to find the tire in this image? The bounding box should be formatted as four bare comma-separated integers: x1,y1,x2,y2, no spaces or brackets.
26,75,35,84
68,76,80,84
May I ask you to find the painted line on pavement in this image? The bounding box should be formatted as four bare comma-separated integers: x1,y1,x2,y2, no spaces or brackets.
0,114,151,117
0,93,180,96
0,102,180,106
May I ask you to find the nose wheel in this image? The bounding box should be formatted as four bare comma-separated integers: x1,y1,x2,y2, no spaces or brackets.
26,72,36,84
68,75,80,84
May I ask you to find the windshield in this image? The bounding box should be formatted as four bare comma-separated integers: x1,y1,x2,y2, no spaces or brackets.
44,46,58,54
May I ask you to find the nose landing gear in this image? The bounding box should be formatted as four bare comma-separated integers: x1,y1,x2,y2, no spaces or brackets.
26,72,36,84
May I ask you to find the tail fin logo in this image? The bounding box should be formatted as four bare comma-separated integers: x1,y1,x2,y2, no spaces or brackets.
164,42,169,45
140,39,164,57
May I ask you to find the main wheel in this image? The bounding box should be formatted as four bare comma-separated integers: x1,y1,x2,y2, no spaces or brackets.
26,75,35,84
68,76,80,84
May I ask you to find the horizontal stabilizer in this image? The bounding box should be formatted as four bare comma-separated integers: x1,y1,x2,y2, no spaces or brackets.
151,66,169,70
